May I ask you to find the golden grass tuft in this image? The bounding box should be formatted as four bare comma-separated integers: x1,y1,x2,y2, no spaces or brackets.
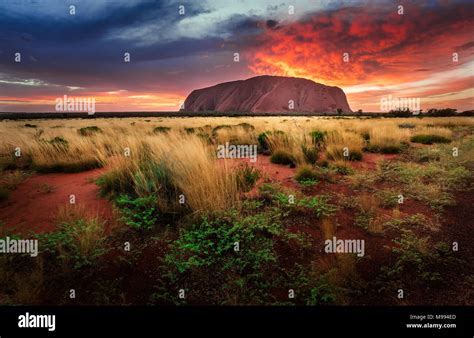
325,131,364,161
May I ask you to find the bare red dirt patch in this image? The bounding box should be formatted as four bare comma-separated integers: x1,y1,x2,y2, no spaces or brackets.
0,168,114,234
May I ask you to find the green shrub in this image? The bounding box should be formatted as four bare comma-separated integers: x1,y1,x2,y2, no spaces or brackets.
270,150,296,167
295,165,320,183
367,144,401,154
184,127,195,134
48,136,69,148
257,132,270,153
297,178,319,187
153,211,309,304
272,191,337,218
78,126,102,136
410,134,451,144
330,162,353,175
115,195,159,230
153,126,171,134
305,276,337,305
412,148,441,162
301,145,319,164
236,164,260,192
297,195,337,218
309,130,325,147
236,123,255,131
377,230,461,291
258,183,282,203
375,189,400,208
97,160,176,206
37,218,106,270
398,123,416,129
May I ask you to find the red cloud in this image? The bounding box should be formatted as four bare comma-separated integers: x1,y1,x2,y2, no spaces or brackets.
246,3,474,94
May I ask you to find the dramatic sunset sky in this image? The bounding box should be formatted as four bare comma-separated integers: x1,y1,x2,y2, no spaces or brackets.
0,0,473,112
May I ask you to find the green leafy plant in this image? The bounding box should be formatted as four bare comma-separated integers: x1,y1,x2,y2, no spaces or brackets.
115,195,160,230
309,130,326,147
38,217,106,270
378,230,460,291
152,211,308,305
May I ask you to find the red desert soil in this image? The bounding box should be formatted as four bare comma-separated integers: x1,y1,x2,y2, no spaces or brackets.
349,153,398,171
0,168,114,234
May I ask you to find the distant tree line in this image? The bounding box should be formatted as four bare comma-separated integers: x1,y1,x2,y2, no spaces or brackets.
387,108,473,117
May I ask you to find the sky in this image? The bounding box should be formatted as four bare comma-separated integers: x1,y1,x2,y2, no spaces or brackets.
0,0,473,112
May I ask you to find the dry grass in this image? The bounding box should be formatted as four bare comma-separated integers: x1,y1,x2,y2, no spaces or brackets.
320,217,336,240
1,116,472,215
325,131,364,161
368,126,410,152
55,204,106,258
51,203,109,273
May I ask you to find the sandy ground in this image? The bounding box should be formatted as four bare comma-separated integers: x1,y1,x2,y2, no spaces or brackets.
0,168,114,234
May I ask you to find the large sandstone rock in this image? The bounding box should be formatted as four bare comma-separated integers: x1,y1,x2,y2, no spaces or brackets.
182,75,352,113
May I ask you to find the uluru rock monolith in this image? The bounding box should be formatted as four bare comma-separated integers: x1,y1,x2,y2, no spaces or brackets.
182,75,352,113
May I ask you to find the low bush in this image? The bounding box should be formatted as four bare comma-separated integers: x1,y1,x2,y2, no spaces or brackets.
153,126,171,134
115,195,159,231
152,211,309,304
366,144,402,154
270,149,296,167
48,136,69,148
410,134,451,144
236,122,255,131
398,123,416,129
38,209,106,270
257,132,270,153
330,161,354,175
301,145,319,164
78,126,102,136
295,165,320,183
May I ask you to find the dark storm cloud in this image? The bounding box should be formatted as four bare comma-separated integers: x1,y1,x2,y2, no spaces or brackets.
0,0,259,95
